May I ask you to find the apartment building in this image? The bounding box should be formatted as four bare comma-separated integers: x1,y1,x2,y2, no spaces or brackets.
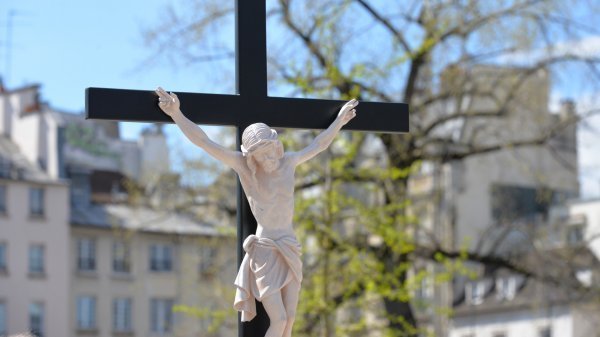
70,204,236,337
0,85,70,337
449,199,600,337
409,65,580,336
0,84,237,337
410,66,579,250
450,265,600,337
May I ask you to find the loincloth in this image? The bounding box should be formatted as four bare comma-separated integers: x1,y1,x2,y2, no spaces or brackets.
233,234,302,322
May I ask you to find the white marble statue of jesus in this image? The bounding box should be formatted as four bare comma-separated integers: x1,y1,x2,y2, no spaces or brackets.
156,87,357,337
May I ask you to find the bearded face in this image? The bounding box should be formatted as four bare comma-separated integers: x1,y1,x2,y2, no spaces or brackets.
241,123,284,174
251,142,283,173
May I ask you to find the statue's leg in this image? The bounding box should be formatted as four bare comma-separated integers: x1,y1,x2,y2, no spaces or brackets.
261,291,287,337
281,280,300,337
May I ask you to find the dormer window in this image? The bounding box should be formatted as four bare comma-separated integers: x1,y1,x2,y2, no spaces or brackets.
566,225,584,245
576,269,592,287
496,277,517,300
70,172,91,208
566,215,586,246
415,275,432,300
466,281,485,305
0,157,10,178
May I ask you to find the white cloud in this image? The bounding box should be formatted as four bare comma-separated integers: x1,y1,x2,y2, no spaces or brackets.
553,35,600,59
498,35,600,66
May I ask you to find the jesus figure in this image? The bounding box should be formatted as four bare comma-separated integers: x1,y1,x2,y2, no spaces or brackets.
156,87,358,337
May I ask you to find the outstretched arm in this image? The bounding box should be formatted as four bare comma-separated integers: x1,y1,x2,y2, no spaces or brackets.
290,99,358,166
156,87,246,172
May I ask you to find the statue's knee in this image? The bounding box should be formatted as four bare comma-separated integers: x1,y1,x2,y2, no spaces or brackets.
270,312,288,329
286,311,296,323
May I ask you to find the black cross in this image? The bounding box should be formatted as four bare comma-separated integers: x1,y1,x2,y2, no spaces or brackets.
86,1,408,336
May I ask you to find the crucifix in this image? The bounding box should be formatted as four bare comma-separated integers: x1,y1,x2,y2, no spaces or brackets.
86,1,408,337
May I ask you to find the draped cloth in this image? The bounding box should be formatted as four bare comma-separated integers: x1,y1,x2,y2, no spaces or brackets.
234,234,303,322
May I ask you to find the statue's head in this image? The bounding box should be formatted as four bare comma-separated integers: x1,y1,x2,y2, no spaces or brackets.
241,123,284,173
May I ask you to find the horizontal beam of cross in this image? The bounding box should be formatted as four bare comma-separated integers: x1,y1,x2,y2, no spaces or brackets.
86,88,409,132
86,2,408,337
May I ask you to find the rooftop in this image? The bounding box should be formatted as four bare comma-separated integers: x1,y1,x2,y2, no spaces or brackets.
0,135,63,185
71,202,229,236
452,247,600,316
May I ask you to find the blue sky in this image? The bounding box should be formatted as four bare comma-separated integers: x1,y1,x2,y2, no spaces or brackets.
1,0,215,112
0,0,234,175
2,0,600,197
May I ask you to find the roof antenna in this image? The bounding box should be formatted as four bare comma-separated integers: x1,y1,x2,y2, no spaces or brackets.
4,10,17,87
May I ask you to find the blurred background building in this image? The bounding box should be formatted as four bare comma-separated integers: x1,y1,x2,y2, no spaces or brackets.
408,65,599,336
0,68,598,337
0,84,236,337
450,197,600,337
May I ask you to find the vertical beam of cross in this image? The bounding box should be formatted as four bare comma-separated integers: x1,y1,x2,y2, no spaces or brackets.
236,1,269,336
237,0,267,99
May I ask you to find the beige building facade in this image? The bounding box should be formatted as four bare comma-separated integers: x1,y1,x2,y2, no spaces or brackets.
70,221,236,337
0,84,237,337
0,178,70,337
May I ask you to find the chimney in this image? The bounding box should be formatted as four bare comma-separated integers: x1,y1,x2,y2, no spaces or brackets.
559,98,576,121
139,124,170,183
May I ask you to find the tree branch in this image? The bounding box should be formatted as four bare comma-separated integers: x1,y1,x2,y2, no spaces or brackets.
355,0,412,53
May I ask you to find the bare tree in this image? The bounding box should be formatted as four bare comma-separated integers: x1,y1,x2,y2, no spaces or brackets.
142,1,600,336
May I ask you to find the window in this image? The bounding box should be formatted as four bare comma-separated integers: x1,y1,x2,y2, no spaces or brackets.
29,187,44,216
0,185,6,214
466,281,485,305
150,244,172,272
151,299,173,333
539,327,552,337
199,246,216,275
0,302,6,336
70,173,90,208
567,225,585,245
29,245,44,275
0,243,6,272
29,302,44,337
576,269,593,287
0,157,10,178
113,241,131,273
113,298,132,332
77,238,96,271
491,184,555,223
415,275,432,300
496,277,517,300
77,296,96,330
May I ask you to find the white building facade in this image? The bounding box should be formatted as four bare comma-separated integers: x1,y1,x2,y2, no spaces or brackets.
410,66,581,336
448,198,600,337
0,85,71,337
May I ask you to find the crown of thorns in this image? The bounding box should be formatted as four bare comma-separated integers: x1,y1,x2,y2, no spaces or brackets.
241,123,279,156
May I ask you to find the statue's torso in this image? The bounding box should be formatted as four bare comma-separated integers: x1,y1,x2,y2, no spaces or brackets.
239,156,296,239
